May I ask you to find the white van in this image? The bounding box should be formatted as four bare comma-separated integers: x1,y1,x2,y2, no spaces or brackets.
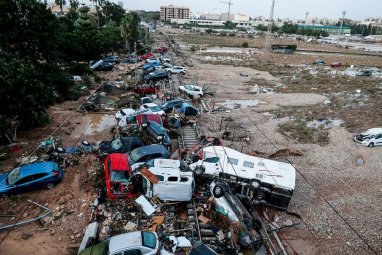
189,146,296,210
131,159,194,202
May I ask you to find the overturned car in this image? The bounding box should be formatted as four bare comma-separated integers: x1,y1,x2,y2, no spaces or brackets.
189,146,296,210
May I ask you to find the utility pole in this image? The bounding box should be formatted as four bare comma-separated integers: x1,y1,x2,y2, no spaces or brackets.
219,0,233,22
265,0,276,51
305,11,309,28
338,10,346,39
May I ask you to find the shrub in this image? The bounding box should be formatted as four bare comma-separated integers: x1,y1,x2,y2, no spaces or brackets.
241,41,249,48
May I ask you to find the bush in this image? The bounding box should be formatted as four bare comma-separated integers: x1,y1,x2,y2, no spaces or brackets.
241,41,249,48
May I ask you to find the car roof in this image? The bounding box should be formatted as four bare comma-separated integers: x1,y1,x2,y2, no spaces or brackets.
133,145,168,155
143,103,158,107
19,162,55,178
107,153,130,170
108,231,143,254
362,128,382,135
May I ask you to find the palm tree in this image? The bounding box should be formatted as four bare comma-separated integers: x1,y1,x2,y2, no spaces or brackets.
120,12,140,53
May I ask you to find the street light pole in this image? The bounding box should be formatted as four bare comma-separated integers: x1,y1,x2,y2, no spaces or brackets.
339,10,346,39
305,11,309,28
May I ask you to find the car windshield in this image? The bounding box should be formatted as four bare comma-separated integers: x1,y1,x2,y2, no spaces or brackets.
7,167,21,185
150,106,161,112
130,148,142,163
184,85,193,90
142,232,156,249
111,170,130,183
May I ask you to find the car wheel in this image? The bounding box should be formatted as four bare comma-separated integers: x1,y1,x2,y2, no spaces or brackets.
194,165,205,177
212,183,225,198
368,142,374,148
46,183,55,189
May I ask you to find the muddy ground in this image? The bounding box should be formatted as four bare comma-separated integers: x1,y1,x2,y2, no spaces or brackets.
1,29,382,255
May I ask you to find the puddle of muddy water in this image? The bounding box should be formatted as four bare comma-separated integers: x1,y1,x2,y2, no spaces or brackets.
71,114,116,138
217,99,266,110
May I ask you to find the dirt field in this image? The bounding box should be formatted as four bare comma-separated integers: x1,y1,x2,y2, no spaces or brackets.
171,31,382,254
1,29,382,255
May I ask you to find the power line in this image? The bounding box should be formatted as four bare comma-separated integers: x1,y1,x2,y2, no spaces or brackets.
0,68,115,247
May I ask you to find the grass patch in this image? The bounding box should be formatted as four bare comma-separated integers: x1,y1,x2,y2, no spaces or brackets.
278,118,329,145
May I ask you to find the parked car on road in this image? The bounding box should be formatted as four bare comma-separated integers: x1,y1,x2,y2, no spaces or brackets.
0,161,62,195
147,57,160,64
179,84,203,98
353,128,382,147
129,145,170,165
104,153,133,199
79,231,160,255
166,66,186,74
142,121,172,151
140,103,165,115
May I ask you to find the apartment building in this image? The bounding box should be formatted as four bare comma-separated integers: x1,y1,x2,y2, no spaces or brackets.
160,5,190,20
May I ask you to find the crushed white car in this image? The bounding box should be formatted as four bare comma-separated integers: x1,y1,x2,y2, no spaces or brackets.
179,84,203,98
353,128,382,147
140,103,165,115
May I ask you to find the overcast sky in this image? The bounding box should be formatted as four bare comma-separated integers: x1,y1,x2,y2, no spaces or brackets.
106,0,380,20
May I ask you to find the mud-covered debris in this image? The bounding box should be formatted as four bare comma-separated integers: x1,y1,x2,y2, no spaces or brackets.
269,149,304,158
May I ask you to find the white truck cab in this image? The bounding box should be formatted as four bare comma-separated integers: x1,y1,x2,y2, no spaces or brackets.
131,159,194,202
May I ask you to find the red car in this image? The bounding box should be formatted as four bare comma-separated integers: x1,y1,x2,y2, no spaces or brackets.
330,62,342,68
136,113,167,127
133,84,160,94
104,153,135,199
140,53,154,60
154,47,168,53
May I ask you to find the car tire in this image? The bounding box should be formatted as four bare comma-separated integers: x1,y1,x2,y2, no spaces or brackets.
368,142,375,148
194,165,205,177
46,183,55,189
212,183,225,198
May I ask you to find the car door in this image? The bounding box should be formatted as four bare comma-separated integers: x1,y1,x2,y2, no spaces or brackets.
376,134,382,146
202,157,221,176
13,175,35,193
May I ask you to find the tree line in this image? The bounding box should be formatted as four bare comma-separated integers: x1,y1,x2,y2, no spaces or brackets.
0,0,148,143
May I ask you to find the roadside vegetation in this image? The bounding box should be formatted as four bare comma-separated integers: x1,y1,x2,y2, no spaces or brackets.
0,0,148,143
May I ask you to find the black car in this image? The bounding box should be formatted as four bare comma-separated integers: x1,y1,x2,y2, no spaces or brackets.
102,56,119,64
357,70,372,77
160,99,185,113
95,62,114,71
142,121,172,151
128,145,170,165
143,70,169,82
98,137,144,157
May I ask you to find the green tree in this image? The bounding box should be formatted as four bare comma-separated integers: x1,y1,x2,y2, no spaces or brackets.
224,21,236,29
99,1,125,26
120,12,141,52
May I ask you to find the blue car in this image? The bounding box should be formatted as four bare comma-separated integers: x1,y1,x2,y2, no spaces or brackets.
142,121,172,152
143,61,160,70
128,145,170,165
0,162,62,195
